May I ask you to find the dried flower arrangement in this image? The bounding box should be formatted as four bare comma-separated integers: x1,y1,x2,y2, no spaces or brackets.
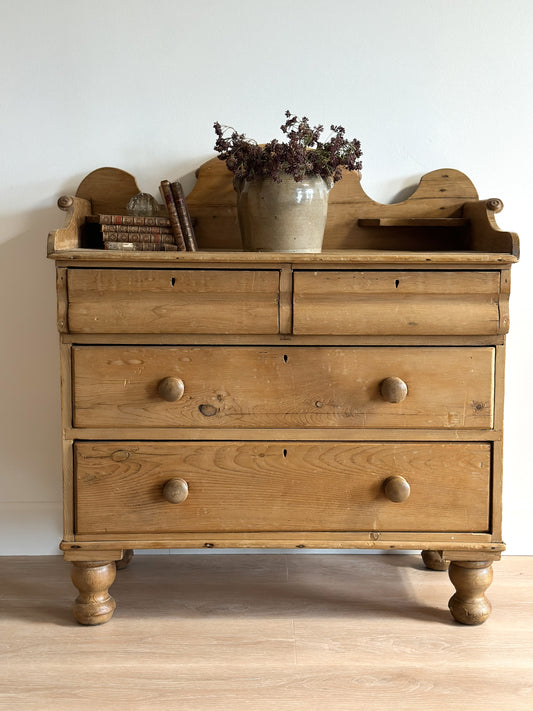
213,110,362,184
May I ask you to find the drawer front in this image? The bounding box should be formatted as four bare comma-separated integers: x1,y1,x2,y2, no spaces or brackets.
74,441,491,535
72,346,494,429
293,270,501,335
67,269,280,334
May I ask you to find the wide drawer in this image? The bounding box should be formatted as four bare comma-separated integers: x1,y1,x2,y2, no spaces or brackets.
293,270,502,335
66,269,280,334
74,441,491,534
72,346,494,429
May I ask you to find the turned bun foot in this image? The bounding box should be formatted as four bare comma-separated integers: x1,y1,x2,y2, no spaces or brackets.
448,561,493,625
421,550,450,571
116,549,134,570
71,561,117,625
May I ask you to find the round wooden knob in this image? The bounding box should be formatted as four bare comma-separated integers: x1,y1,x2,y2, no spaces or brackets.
57,195,74,210
162,478,189,504
158,377,184,402
486,198,503,213
380,376,408,403
383,476,411,503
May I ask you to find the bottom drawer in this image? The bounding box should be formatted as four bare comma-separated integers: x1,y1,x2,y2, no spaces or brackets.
74,442,490,535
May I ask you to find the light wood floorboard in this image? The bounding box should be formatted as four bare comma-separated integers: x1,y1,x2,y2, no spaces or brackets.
1,554,532,710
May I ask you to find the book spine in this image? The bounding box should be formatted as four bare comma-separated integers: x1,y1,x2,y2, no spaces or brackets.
103,231,176,245
160,181,186,251
170,181,198,251
100,224,173,235
91,214,171,227
104,241,178,251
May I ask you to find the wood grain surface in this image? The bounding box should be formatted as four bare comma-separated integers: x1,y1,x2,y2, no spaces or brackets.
293,270,502,335
67,268,280,334
74,441,490,535
72,345,494,430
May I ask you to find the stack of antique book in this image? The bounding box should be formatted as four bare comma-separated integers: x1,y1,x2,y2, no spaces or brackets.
86,180,197,252
87,213,178,251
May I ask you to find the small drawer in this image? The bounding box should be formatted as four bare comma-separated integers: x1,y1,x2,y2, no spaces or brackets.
74,441,491,535
72,346,494,429
293,270,501,335
67,268,280,334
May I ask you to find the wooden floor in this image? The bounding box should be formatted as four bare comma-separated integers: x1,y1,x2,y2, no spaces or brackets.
1,554,532,710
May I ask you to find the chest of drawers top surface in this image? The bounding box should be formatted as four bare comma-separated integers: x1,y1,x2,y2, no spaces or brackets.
48,160,519,259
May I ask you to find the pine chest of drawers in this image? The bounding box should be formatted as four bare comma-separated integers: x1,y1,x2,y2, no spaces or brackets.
48,163,518,624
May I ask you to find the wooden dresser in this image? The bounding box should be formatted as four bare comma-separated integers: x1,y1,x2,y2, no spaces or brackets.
48,161,519,625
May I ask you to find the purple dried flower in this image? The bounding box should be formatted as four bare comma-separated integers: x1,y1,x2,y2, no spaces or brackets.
213,111,362,183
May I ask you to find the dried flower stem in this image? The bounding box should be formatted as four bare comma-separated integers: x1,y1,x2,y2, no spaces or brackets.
213,110,362,183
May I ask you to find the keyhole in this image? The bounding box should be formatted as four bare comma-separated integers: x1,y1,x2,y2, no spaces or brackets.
283,354,288,363
171,277,176,287
283,449,288,458
395,279,400,289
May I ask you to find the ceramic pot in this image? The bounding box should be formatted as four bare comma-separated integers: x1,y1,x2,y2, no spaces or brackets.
235,173,333,252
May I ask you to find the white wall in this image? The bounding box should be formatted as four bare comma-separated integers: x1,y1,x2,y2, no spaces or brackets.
1,0,531,554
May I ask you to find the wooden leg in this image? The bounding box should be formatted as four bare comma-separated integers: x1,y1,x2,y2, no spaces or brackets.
116,549,134,570
70,561,117,625
448,560,493,625
421,550,450,571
